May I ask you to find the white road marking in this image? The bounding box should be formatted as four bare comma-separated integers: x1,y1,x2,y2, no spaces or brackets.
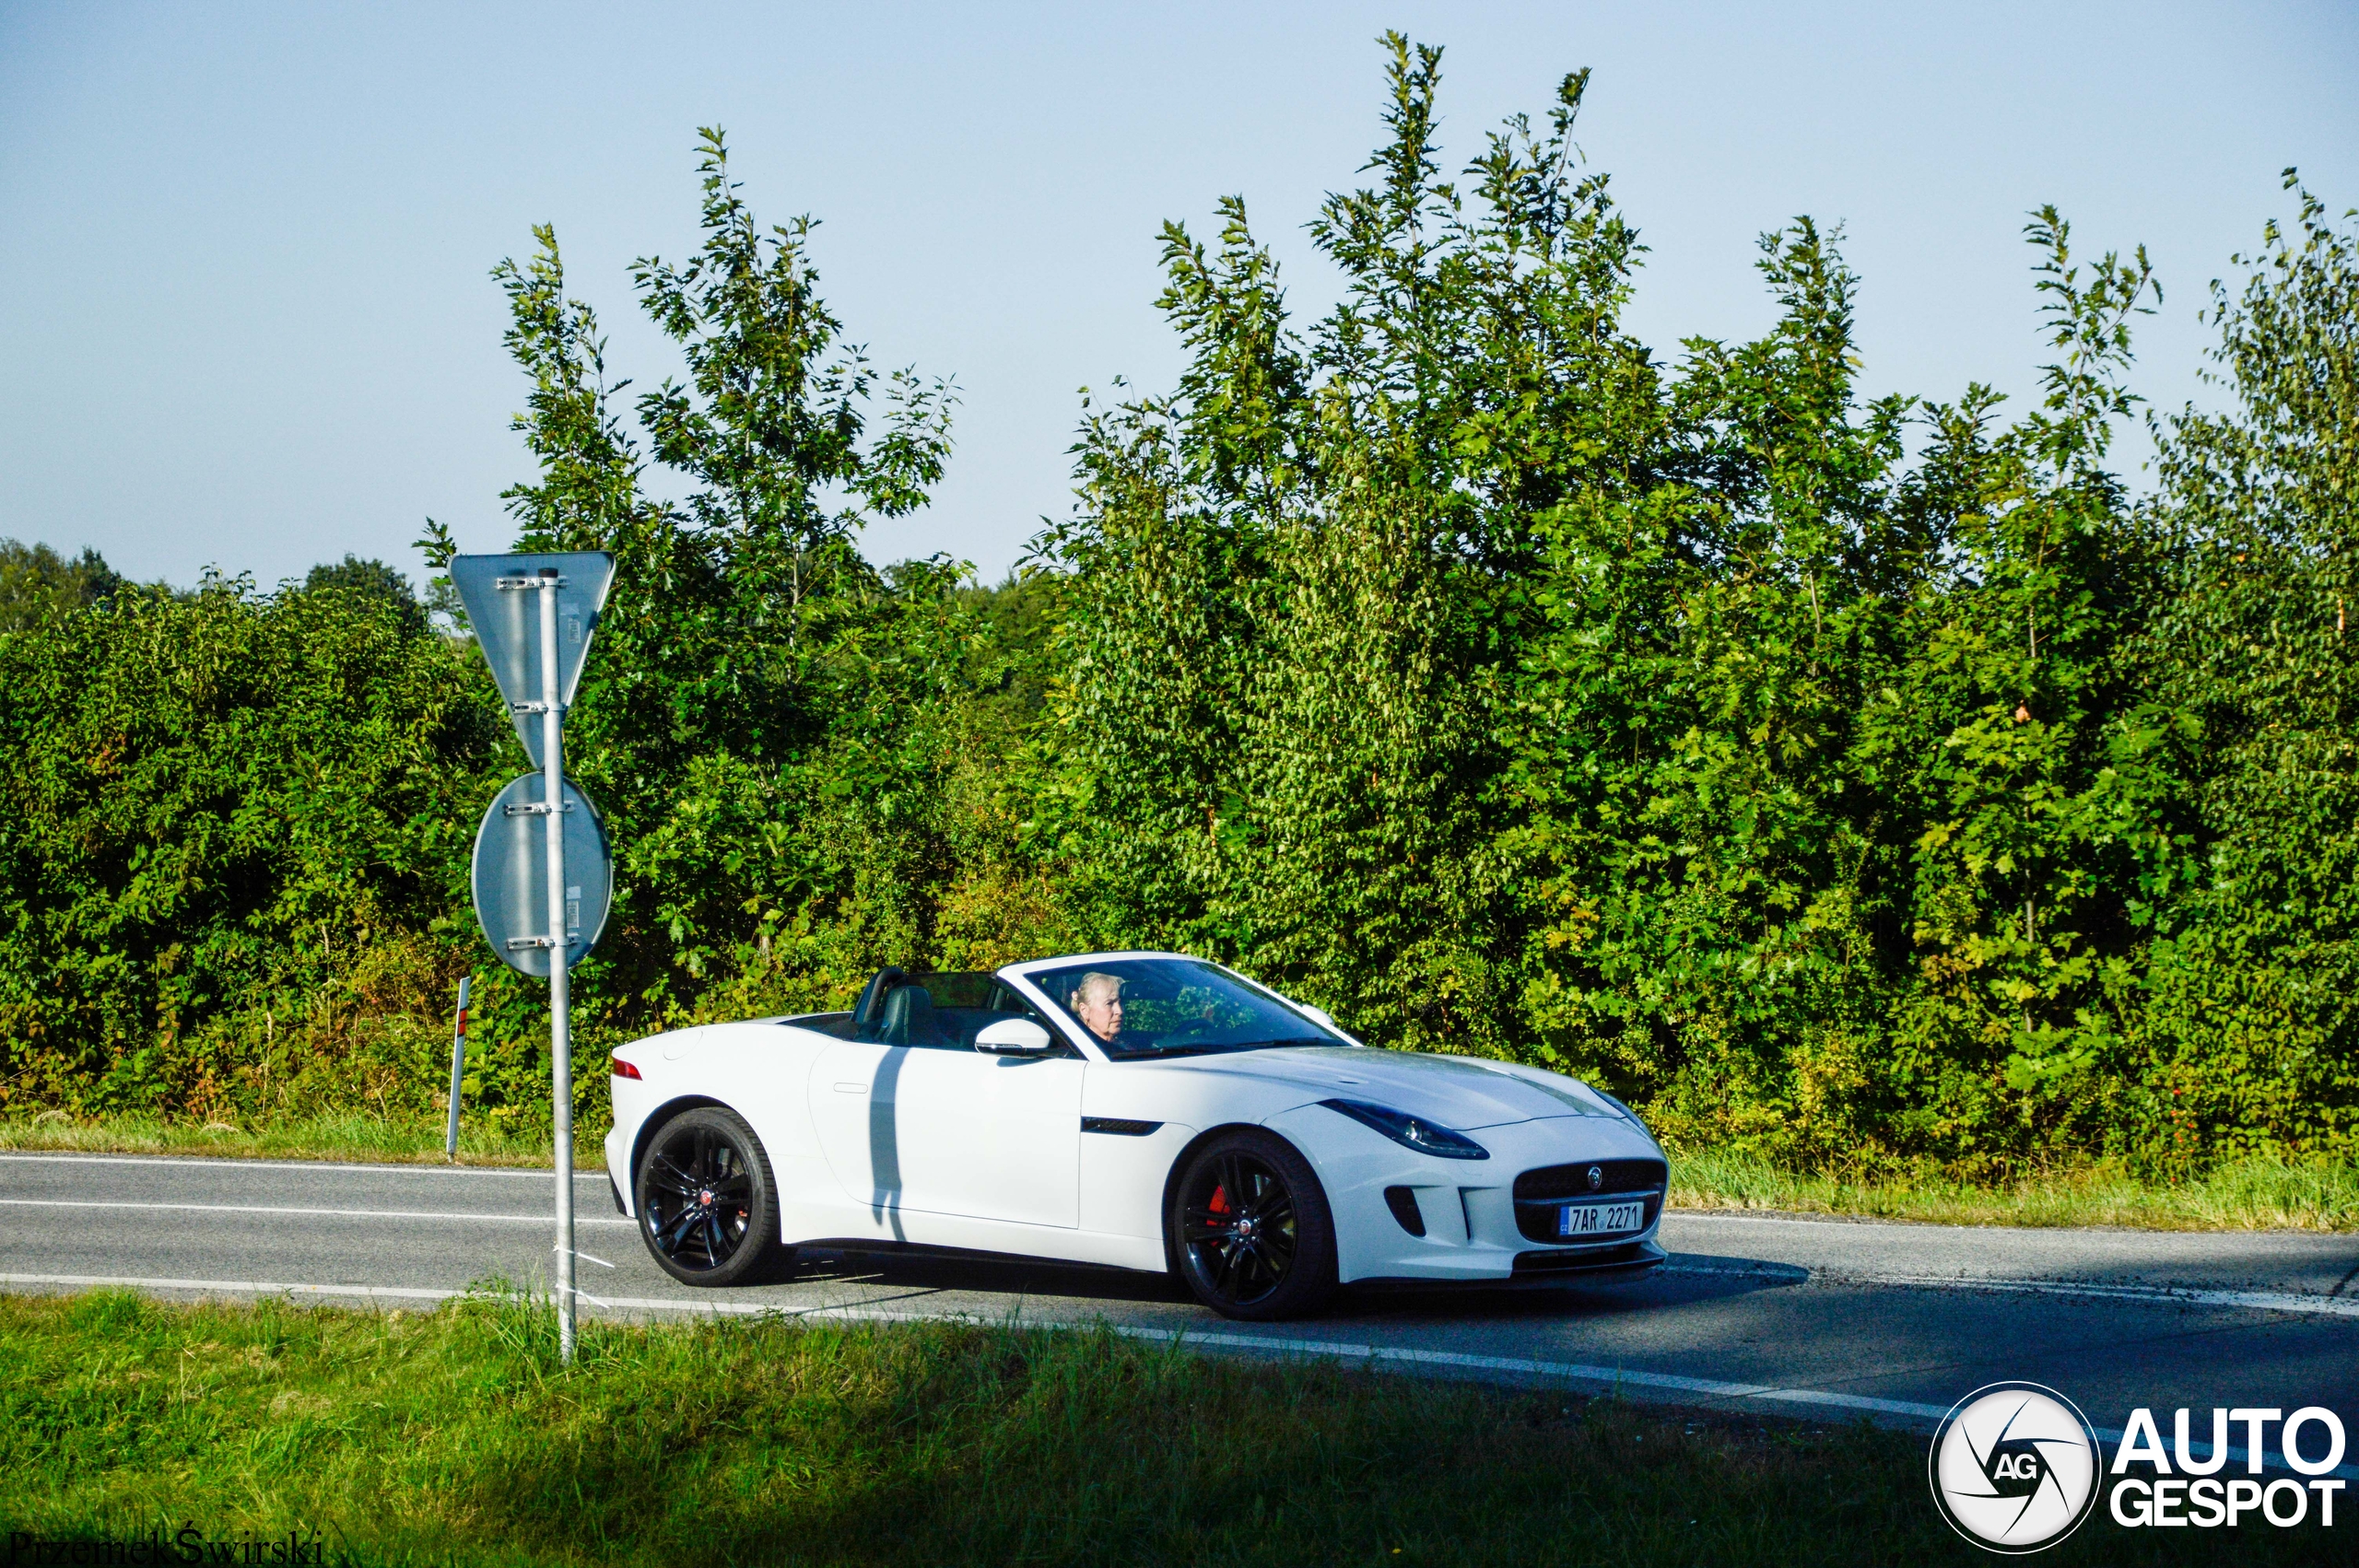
1872,1272,2359,1319
1109,1325,1950,1420
0,1198,636,1227
4,1271,461,1305
0,1153,607,1180
6,1269,2353,1481
1664,1260,2359,1319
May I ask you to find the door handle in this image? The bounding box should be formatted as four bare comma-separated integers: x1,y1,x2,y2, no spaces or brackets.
833,1082,868,1094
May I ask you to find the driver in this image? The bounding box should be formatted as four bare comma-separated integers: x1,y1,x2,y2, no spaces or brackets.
1072,971,1132,1047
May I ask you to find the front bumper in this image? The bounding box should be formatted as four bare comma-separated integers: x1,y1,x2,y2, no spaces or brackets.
1262,1103,1670,1284
1351,1236,1669,1292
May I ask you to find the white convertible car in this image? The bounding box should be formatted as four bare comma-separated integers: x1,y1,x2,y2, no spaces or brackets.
604,953,1668,1319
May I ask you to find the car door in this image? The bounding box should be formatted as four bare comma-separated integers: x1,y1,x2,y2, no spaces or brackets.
807,1036,916,1234
891,1047,1083,1229
807,980,1083,1230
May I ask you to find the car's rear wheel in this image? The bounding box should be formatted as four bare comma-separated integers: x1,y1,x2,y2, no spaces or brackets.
1168,1129,1337,1320
634,1106,790,1287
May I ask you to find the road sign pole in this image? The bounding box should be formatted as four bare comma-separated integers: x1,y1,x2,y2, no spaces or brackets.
537,568,577,1364
457,549,613,1368
444,974,471,1161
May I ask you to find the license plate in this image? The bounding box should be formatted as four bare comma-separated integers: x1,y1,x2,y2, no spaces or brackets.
1557,1199,1645,1238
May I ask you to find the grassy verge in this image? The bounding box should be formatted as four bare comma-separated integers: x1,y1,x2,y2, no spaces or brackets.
1670,1146,2359,1232
7,1112,2353,1232
0,1112,595,1168
0,1288,2311,1568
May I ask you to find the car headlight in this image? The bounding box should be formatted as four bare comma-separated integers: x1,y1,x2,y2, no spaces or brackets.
1320,1099,1490,1160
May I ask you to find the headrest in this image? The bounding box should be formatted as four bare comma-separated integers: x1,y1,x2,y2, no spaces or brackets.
853,965,910,1030
878,984,936,1047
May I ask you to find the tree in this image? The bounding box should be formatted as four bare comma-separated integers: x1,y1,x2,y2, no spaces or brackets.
2127,174,2359,1156
301,555,427,638
1045,33,2302,1171
452,128,973,1023
0,540,128,633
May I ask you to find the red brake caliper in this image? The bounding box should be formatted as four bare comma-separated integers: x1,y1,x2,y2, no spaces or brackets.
1209,1185,1230,1225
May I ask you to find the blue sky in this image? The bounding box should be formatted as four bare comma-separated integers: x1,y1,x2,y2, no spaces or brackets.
3,1,2353,590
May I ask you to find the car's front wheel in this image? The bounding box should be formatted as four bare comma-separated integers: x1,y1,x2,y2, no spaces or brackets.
1168,1129,1337,1320
634,1106,790,1287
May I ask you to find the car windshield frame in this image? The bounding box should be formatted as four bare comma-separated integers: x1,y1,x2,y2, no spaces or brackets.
1022,956,1347,1061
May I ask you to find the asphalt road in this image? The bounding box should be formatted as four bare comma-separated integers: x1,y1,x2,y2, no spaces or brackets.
6,1151,2355,1473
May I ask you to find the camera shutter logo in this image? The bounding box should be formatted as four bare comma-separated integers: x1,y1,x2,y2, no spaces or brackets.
1929,1382,2102,1552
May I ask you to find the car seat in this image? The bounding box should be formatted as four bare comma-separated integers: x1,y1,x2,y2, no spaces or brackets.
877,983,941,1047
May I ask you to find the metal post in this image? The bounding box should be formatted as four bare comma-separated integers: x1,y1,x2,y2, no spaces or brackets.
444,974,471,1161
538,568,576,1364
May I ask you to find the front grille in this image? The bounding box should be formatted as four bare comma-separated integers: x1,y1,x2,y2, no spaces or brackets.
1512,1157,1665,1244
1513,1157,1667,1201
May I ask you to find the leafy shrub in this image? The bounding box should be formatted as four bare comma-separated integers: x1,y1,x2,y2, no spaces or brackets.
4,51,2353,1177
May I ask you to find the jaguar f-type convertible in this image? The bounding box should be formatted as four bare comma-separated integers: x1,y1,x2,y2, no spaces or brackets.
604,952,1668,1319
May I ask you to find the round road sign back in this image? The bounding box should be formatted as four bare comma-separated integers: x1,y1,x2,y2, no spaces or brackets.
470,773,614,977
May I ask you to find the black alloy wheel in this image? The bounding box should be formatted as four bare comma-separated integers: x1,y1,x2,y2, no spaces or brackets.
1168,1129,1337,1320
634,1106,789,1287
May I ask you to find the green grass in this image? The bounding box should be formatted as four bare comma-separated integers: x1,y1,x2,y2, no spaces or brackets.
1670,1146,2359,1232
0,1288,2321,1568
0,1111,596,1168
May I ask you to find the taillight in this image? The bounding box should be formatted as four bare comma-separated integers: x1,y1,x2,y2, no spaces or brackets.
610,1055,642,1081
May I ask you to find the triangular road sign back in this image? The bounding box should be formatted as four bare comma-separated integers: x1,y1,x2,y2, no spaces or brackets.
450,552,616,767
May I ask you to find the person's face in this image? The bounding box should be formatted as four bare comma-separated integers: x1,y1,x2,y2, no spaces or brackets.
1076,984,1122,1043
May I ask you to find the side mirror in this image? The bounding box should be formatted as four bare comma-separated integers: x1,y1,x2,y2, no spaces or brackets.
1298,1003,1337,1030
974,1017,1054,1057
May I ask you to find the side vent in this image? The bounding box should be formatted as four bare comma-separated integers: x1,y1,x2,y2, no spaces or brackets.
1080,1117,1163,1137
1382,1186,1426,1237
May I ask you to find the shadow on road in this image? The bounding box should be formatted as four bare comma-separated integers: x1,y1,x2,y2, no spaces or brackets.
787,1243,1197,1305
1337,1254,1810,1325
772,1244,1810,1324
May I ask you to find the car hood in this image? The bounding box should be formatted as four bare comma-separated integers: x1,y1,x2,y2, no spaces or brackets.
1158,1046,1625,1130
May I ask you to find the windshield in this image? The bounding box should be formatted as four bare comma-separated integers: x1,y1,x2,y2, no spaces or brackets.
1028,958,1346,1060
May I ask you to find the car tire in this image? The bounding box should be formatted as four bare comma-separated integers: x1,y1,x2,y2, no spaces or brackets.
634,1106,792,1287
1168,1129,1338,1321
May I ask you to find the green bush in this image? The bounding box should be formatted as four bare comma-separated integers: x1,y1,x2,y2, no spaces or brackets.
0,575,498,1121
3,44,2353,1178
1038,41,2359,1173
